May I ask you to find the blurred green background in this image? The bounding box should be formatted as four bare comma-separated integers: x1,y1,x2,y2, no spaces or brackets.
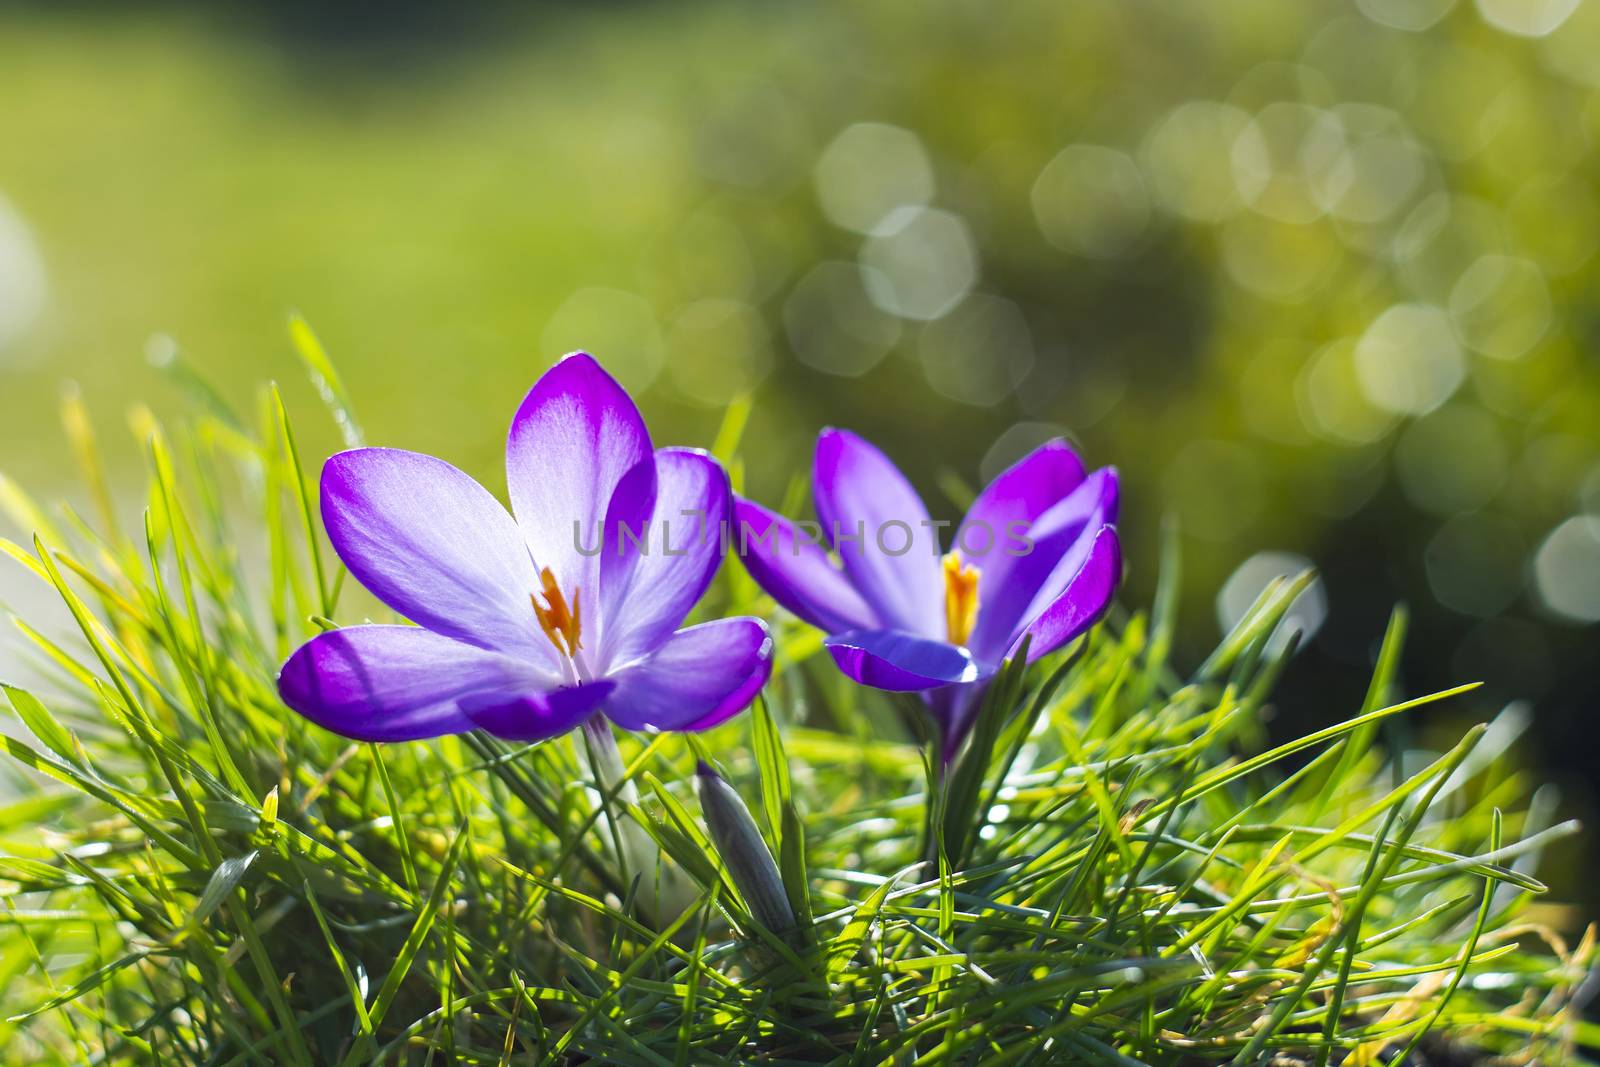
2,1,1599,901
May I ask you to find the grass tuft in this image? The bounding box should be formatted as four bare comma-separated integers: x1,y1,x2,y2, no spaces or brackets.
0,356,1595,1064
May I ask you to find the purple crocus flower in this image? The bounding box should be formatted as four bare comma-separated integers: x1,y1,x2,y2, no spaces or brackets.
734,429,1119,755
278,353,773,743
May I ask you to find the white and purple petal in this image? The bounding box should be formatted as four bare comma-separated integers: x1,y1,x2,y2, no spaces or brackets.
812,429,944,638
320,448,550,662
598,448,731,670
602,618,773,732
824,629,978,691
505,351,655,603
589,456,658,658
278,625,552,742
732,497,878,635
1014,526,1122,662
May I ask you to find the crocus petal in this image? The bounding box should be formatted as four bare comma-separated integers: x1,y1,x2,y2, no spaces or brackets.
588,455,659,658
812,429,943,637
461,681,615,741
954,438,1086,574
824,629,978,691
967,468,1118,666
321,448,550,663
599,449,730,670
505,351,654,602
279,625,549,742
1010,470,1119,625
732,497,878,635
603,618,773,732
1015,526,1122,662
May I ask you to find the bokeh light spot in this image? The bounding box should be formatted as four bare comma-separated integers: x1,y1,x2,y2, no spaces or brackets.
1475,0,1580,37
782,262,901,378
1031,144,1151,258
1232,104,1350,225
1240,339,1315,446
1307,18,1424,106
860,206,978,321
1297,338,1400,444
1448,254,1552,361
1515,433,1597,507
0,192,48,355
664,298,772,407
1352,303,1464,415
1581,463,1600,516
1426,512,1525,616
1220,214,1338,301
917,293,1035,407
1508,175,1600,276
1322,105,1426,224
814,123,936,235
1532,516,1600,622
1356,0,1458,31
1394,404,1509,514
1539,0,1600,86
542,288,663,392
1140,102,1252,223
1393,194,1508,300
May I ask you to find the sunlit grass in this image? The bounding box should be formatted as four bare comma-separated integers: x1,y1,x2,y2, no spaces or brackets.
0,343,1595,1064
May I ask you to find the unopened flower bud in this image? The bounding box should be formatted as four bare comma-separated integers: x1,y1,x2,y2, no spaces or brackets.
695,761,794,936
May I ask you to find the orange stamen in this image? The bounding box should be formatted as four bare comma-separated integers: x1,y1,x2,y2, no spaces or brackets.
532,567,583,657
942,551,981,647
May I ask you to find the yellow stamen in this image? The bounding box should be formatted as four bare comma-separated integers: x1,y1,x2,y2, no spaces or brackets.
942,551,981,646
532,567,582,657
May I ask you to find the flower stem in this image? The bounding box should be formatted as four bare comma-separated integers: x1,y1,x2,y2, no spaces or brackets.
580,715,683,919
580,714,635,870
582,714,634,801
